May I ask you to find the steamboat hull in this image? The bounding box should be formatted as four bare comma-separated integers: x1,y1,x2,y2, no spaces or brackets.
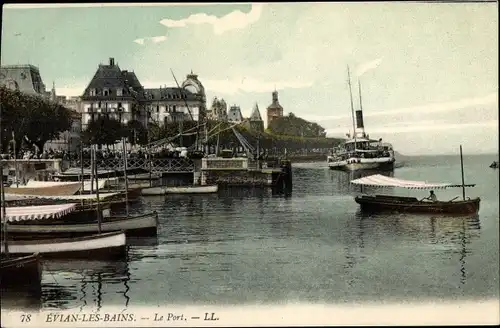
355,195,480,215
329,160,394,171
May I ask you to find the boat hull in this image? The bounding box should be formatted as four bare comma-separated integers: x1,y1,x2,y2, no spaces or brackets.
328,158,395,171
0,253,42,288
355,195,481,215
5,212,159,237
1,231,127,260
4,183,81,196
141,185,218,195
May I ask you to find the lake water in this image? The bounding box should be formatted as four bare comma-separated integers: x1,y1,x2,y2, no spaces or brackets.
1,154,499,311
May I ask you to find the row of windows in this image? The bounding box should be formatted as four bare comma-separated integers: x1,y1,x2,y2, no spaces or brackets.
89,88,126,97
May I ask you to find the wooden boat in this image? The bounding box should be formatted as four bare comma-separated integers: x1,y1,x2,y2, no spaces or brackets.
141,184,218,195
1,203,127,259
24,178,120,192
353,194,480,215
351,146,480,215
4,182,81,196
6,211,159,237
0,253,42,288
1,231,126,259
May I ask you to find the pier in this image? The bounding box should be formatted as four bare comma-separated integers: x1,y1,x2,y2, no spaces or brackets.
1,157,293,191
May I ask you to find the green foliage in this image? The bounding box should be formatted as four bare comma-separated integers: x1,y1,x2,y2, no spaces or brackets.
267,112,327,137
82,116,124,146
124,119,148,145
0,86,73,153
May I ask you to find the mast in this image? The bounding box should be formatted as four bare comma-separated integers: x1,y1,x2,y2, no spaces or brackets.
460,145,466,200
12,132,19,187
93,145,102,233
347,65,357,150
90,144,94,194
147,102,152,188
121,137,130,217
1,156,9,257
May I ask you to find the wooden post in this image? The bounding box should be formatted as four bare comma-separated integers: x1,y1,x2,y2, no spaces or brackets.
93,146,102,233
12,131,19,187
90,144,94,194
122,137,130,217
1,157,9,257
460,145,466,201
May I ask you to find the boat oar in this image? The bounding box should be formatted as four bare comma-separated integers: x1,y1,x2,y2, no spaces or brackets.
448,196,459,202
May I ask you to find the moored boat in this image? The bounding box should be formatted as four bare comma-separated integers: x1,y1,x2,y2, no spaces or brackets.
350,146,479,215
353,194,480,215
1,231,127,259
0,253,43,288
6,211,159,237
141,184,218,195
1,203,127,259
4,182,81,196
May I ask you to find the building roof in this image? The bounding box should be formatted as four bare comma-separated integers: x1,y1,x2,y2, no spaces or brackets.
227,105,243,121
144,87,201,102
0,64,47,96
81,58,144,100
250,103,263,121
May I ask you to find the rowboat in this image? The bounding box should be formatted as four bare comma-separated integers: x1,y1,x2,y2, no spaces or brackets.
1,203,127,259
0,253,42,288
141,184,218,195
5,182,81,196
23,178,120,192
6,211,159,237
353,194,480,215
351,145,480,215
1,231,126,259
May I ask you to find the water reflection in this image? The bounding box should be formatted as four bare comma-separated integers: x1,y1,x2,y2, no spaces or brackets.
351,210,481,287
39,260,131,311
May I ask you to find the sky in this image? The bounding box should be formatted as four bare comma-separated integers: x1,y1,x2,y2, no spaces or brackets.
1,2,498,155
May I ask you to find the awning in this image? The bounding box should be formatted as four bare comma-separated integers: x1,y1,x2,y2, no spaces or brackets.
4,192,122,201
350,174,475,189
3,203,78,222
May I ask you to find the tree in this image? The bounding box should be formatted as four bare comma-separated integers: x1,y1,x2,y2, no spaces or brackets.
82,116,124,147
24,102,72,151
267,113,327,137
124,119,148,145
0,86,73,153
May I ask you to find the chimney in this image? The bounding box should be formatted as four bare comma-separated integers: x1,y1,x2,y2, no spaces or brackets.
109,57,115,66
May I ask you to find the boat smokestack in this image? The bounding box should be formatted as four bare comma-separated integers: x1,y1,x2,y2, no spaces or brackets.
355,109,364,129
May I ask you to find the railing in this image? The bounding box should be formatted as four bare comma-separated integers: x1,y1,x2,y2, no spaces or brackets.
69,158,195,173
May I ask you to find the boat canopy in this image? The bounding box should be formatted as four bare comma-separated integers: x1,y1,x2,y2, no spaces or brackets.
4,192,122,201
350,174,475,189
3,203,77,222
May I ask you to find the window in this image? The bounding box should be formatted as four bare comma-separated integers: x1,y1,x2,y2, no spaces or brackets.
90,89,96,96
173,105,176,112
103,89,109,96
98,101,102,108
156,105,160,113
118,102,122,109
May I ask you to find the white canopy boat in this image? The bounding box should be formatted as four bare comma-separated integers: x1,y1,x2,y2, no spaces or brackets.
141,184,218,196
350,166,479,215
23,178,120,192
1,203,127,259
4,202,158,237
